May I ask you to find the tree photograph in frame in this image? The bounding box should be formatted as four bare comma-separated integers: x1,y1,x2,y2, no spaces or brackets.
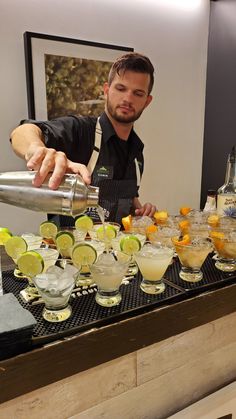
24,32,133,120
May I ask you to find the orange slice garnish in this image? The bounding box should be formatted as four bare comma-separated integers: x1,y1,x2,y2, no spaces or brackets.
209,231,225,240
146,224,158,239
172,234,191,246
178,219,190,233
146,225,158,234
154,211,168,224
122,215,132,231
179,206,192,216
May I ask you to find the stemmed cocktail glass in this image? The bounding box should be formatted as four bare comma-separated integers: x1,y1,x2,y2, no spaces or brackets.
134,244,173,294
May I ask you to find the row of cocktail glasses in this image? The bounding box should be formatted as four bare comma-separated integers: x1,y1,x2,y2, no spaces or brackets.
1,211,236,323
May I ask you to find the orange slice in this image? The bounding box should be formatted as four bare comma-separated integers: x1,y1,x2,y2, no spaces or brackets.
207,214,220,227
210,231,225,240
122,215,132,231
178,219,190,233
154,211,168,224
146,224,158,239
172,234,191,246
179,206,191,216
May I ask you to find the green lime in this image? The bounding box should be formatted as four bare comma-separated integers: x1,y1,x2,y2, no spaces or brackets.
17,250,44,277
75,215,93,232
96,225,117,241
72,243,97,268
120,235,141,255
39,221,58,239
5,236,28,260
0,227,12,245
55,231,75,250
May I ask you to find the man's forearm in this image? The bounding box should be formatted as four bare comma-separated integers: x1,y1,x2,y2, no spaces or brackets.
10,124,45,161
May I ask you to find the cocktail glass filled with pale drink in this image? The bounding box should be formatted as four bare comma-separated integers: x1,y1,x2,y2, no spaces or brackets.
90,252,130,307
134,244,173,294
210,229,236,272
173,235,212,282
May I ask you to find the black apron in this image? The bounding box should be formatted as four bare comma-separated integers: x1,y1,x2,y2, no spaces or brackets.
48,118,141,226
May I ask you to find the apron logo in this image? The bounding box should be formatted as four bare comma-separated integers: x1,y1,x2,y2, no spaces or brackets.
95,165,114,180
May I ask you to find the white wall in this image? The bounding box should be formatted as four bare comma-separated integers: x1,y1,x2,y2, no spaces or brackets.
0,0,209,233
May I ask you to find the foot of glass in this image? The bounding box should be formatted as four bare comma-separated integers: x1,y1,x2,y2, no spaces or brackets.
140,278,165,294
179,267,203,282
95,289,121,307
42,305,72,322
75,272,95,286
215,259,236,272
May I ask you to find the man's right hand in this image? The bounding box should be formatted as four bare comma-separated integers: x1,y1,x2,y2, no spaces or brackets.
26,145,91,189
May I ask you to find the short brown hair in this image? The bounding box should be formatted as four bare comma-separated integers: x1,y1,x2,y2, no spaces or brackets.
108,52,154,95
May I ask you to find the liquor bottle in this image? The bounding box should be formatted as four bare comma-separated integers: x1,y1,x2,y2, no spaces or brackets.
217,146,236,217
203,189,217,213
0,171,99,217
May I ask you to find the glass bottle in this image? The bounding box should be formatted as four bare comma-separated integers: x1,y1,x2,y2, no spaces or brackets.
203,189,217,213
217,146,236,217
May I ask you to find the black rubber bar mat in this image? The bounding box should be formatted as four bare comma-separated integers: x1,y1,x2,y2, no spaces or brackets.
3,271,184,347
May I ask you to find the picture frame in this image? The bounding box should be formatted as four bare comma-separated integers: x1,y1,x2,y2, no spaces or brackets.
24,32,133,120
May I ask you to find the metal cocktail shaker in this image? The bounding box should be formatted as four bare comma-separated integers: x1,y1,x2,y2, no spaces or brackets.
0,171,99,216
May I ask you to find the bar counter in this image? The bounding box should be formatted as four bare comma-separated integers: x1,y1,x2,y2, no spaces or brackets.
1,251,236,418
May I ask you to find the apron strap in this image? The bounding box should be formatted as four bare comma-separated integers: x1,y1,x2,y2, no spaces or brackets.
87,116,142,186
134,158,141,187
86,117,102,174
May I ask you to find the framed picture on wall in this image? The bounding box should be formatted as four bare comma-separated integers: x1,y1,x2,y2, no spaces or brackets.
24,32,133,120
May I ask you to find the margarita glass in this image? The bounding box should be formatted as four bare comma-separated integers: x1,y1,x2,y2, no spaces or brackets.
130,216,154,236
134,244,173,294
18,247,59,302
55,227,87,258
173,237,212,282
210,229,236,272
14,233,43,278
32,259,77,322
111,231,146,275
72,239,105,286
88,222,120,252
90,252,130,307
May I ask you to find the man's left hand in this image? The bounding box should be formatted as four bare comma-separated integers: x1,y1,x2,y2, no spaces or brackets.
135,202,156,217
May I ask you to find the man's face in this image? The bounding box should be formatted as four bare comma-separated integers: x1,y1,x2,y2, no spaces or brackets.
104,70,152,124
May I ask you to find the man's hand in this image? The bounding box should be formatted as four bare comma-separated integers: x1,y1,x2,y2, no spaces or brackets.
10,123,91,189
133,198,156,217
26,145,91,189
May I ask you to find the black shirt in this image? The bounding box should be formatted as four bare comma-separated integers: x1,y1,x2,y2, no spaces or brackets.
21,112,144,185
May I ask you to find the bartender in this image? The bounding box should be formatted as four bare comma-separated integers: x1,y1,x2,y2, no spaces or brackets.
10,52,157,225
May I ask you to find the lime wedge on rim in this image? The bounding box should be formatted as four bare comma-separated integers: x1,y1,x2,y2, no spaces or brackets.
55,231,75,250
0,227,12,245
120,235,141,255
5,236,28,260
75,215,93,232
39,221,58,239
17,250,44,277
72,243,97,268
96,225,117,241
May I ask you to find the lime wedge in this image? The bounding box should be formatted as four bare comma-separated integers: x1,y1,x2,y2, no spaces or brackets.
5,236,28,260
39,221,58,239
17,250,44,277
55,231,75,250
120,235,141,255
75,215,93,232
72,243,97,268
0,227,12,245
96,225,117,241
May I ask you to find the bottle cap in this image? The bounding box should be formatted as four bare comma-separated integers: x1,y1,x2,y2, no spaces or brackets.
207,189,216,196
